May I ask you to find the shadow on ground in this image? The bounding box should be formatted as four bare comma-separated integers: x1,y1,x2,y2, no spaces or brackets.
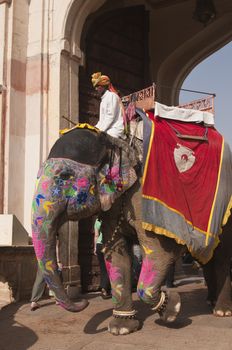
0,302,38,350
84,285,211,334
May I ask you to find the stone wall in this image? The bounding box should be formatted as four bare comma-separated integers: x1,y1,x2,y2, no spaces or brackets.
0,246,37,302
0,240,83,303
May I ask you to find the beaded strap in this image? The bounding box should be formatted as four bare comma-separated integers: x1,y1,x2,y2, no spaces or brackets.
151,291,168,313
113,309,137,319
102,205,125,254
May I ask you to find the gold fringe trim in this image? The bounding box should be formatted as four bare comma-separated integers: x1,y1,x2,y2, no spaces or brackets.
60,123,100,135
193,195,232,264
142,222,186,246
142,221,220,265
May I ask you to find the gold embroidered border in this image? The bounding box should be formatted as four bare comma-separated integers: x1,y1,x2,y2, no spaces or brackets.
205,138,224,245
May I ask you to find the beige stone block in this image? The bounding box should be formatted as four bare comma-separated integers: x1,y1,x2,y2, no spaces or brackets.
0,214,29,246
0,281,12,304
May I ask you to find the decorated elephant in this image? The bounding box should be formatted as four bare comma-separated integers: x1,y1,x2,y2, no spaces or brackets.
31,105,232,335
31,124,139,313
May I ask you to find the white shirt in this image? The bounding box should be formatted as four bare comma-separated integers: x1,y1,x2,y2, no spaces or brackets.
95,90,126,139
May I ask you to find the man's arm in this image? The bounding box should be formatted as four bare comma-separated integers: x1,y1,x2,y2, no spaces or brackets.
93,227,99,255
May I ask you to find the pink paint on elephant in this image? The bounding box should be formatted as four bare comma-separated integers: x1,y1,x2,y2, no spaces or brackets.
105,260,122,282
139,257,157,286
32,232,45,260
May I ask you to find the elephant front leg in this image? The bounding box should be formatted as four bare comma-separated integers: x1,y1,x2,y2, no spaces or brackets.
104,239,140,335
100,199,140,335
137,233,183,323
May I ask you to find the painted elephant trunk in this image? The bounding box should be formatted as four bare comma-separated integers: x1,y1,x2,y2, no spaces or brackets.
32,227,88,312
32,159,98,312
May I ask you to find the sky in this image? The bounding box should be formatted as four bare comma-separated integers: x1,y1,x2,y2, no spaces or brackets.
179,41,232,148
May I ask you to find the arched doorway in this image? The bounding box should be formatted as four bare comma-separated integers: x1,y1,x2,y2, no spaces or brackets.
79,5,151,124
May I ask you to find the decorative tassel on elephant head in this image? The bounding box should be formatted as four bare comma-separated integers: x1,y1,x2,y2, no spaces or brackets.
101,146,123,192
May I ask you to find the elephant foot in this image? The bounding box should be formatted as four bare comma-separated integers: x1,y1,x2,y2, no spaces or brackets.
213,303,232,317
213,309,232,317
59,298,89,312
108,309,140,335
152,290,181,323
108,317,140,335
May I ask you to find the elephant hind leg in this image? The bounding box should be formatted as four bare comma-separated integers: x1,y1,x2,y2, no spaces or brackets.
211,216,232,317
213,261,232,317
203,259,217,307
137,232,184,323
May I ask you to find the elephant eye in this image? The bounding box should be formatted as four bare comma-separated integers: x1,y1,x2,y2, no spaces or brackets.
59,170,74,180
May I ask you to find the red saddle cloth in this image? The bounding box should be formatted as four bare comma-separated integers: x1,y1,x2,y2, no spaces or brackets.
142,111,223,234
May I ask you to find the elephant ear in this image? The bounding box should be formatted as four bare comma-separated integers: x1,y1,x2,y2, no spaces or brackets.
97,136,138,212
59,168,75,180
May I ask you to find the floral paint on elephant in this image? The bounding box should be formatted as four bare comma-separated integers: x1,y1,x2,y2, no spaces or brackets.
105,259,124,306
137,245,158,305
98,149,137,211
32,158,100,287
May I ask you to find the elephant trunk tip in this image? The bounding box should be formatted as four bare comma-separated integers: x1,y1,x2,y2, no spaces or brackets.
57,298,89,312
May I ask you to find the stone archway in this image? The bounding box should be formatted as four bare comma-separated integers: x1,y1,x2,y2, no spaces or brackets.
60,1,232,117
58,0,232,293
1,0,231,299
156,12,232,104
6,0,229,296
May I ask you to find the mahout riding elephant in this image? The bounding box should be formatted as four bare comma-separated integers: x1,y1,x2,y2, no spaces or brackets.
31,112,232,335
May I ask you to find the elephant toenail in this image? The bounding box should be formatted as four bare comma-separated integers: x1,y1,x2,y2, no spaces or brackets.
214,310,224,317
109,326,119,335
225,311,232,316
119,327,130,335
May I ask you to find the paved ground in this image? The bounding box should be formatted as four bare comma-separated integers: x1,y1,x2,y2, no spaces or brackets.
0,275,232,350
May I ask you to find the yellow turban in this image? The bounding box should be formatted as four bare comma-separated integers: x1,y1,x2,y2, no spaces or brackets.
91,72,111,87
